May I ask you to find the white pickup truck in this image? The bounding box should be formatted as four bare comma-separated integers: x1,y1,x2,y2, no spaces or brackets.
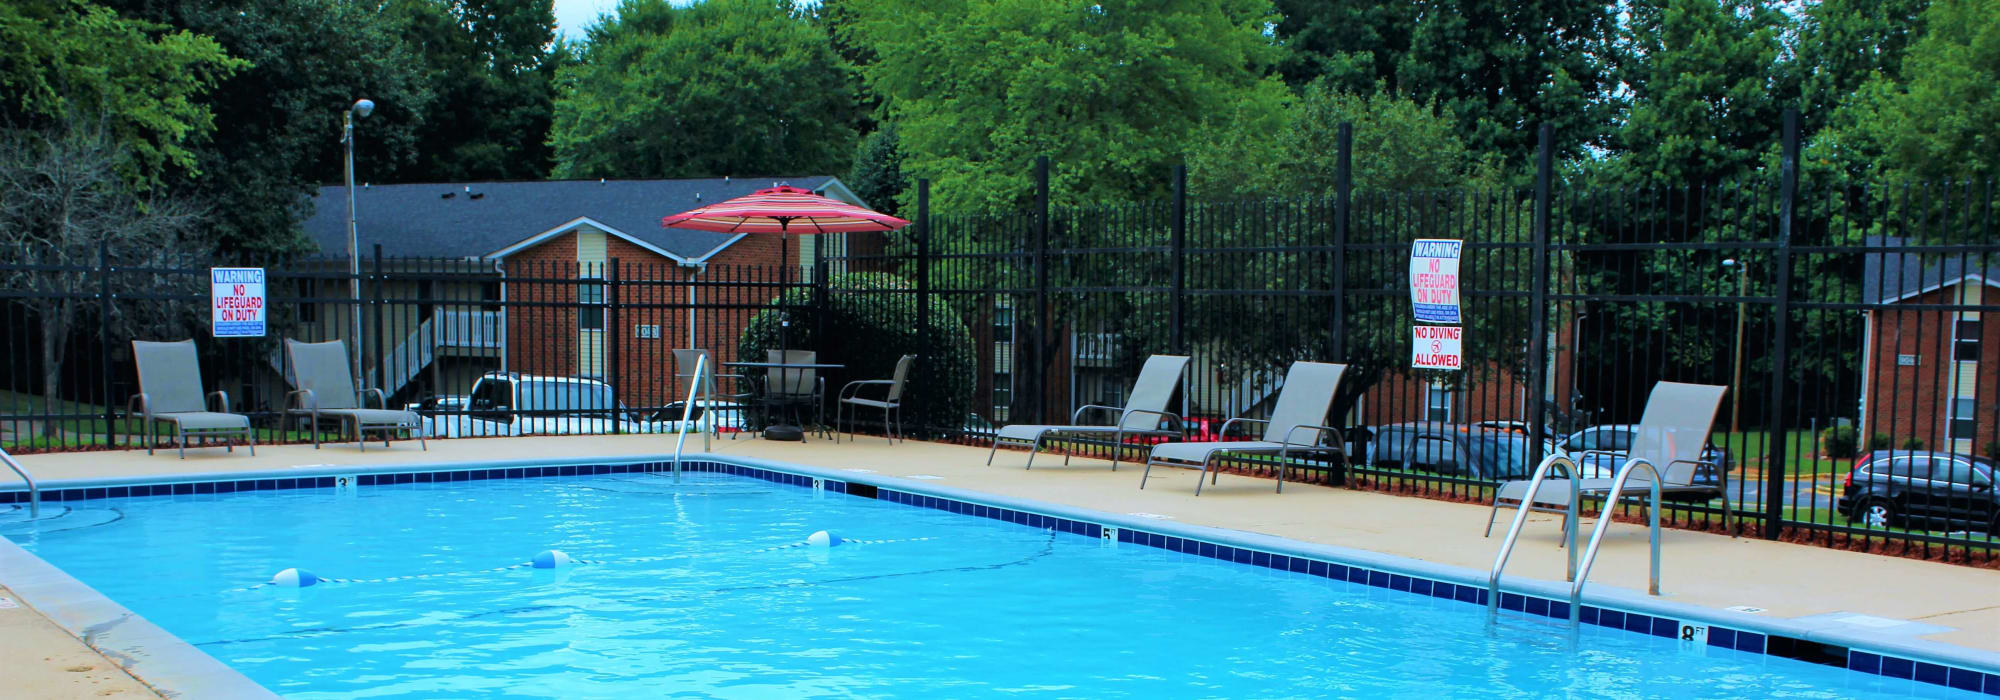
422,373,674,438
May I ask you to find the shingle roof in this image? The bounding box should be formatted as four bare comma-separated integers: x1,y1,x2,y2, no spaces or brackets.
300,176,840,261
1862,236,2000,304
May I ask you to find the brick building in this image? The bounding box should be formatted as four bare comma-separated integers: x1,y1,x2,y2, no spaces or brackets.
300,177,874,407
1861,239,1996,455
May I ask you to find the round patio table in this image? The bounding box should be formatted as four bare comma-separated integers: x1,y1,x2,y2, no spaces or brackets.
724,361,844,441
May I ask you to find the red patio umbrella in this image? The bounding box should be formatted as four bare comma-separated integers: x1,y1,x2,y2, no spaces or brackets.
661,184,910,438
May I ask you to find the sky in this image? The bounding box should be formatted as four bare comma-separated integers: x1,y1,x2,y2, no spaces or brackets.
551,0,622,42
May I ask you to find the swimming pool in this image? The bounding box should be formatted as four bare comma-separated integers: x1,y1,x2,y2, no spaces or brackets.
3,462,1992,698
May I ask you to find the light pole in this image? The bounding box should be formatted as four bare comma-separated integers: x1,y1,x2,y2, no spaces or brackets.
343,98,374,389
1722,258,1748,437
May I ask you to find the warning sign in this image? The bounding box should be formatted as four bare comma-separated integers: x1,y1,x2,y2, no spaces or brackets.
1412,325,1463,371
211,267,266,338
1409,239,1462,324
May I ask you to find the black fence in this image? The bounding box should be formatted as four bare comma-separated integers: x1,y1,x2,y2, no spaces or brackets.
3,112,1996,563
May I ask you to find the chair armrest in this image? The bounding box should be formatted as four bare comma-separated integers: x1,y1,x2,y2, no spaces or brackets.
1283,424,1347,449
127,393,150,420
359,388,387,409
1116,408,1183,433
207,390,232,413
1220,417,1268,439
1071,404,1124,425
840,379,894,400
287,389,317,412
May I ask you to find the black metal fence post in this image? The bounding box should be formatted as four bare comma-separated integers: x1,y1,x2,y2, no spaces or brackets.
914,179,932,435
1764,108,1800,540
372,244,385,397
1526,123,1554,463
1171,165,1187,356
1332,123,1352,362
606,257,621,433
97,243,114,448
1031,155,1051,424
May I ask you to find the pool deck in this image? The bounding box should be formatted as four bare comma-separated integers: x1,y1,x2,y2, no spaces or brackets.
4,434,1998,696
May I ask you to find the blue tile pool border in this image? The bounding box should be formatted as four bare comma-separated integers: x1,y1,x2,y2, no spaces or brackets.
4,454,1996,696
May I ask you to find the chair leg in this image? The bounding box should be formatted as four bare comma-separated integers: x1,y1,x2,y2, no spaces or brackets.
175,425,186,460
1110,431,1123,471
1026,435,1044,470
1140,457,1154,490
882,405,892,445
247,430,256,456
1276,449,1288,494
1195,457,1212,496
146,421,155,456
987,439,1002,465
1720,492,1734,538
1484,494,1502,537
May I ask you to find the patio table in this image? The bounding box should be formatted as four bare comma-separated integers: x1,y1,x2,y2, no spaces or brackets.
724,361,844,441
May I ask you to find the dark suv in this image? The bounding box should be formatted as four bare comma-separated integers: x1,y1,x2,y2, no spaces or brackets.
1366,422,1562,481
1836,451,1998,532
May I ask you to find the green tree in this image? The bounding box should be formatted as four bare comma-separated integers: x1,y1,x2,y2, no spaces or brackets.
846,123,906,216
0,0,243,189
1272,0,1621,166
1605,0,1789,187
107,0,436,258
390,0,562,181
1188,81,1499,198
1836,0,2000,183
551,0,861,180
844,0,1291,213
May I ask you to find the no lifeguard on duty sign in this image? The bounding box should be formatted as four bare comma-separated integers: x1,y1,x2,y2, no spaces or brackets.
1408,239,1462,324
211,267,266,338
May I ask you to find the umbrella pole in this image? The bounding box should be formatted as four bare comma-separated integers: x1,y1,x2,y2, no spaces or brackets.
765,231,805,441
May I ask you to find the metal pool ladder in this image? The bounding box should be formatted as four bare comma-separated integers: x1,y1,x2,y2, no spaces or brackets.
671,352,710,481
1489,454,1664,626
1,446,39,518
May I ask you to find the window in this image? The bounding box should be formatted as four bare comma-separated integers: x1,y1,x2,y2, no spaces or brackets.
1950,397,1977,441
299,279,317,323
1602,428,1634,452
1937,459,1985,485
578,282,606,330
993,304,1015,341
993,371,1013,410
1424,383,1453,423
481,281,501,312
1887,457,1934,481
1956,319,1982,362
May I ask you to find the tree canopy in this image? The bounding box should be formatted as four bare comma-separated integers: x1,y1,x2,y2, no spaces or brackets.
842,0,1291,214
549,0,861,180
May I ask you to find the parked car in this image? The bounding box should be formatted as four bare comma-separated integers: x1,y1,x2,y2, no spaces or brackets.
643,399,749,433
405,395,468,413
1836,451,1998,532
1557,424,1730,488
423,373,662,437
1367,422,1586,481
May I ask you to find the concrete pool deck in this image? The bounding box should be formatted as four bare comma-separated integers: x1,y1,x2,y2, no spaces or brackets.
4,434,1997,696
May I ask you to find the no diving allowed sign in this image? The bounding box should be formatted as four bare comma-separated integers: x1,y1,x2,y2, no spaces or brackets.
1409,239,1463,371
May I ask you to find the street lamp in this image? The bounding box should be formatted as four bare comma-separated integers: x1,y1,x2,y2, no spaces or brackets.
1722,258,1748,437
343,98,374,388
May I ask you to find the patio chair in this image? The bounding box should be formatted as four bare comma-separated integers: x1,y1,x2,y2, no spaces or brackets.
283,339,426,451
128,339,255,459
1484,382,1731,538
836,354,916,444
987,354,1191,470
674,348,752,438
1140,361,1348,495
762,349,828,439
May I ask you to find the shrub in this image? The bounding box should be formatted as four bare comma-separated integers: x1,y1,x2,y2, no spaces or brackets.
1898,436,1925,450
1985,441,2000,460
737,272,975,437
1864,432,1895,452
1818,425,1859,459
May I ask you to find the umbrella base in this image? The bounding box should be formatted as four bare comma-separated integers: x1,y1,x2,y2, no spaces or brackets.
763,424,806,441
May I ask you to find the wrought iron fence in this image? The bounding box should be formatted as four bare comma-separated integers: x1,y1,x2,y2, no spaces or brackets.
2,113,1995,564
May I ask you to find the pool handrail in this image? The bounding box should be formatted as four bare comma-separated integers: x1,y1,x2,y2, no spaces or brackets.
1567,456,1664,625
1487,452,1580,619
671,353,709,481
0,446,37,518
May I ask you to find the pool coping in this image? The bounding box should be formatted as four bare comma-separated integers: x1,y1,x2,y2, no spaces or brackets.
4,451,1999,697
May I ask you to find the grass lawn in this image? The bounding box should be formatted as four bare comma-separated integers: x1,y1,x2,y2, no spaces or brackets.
1781,505,1995,540
1716,429,1855,478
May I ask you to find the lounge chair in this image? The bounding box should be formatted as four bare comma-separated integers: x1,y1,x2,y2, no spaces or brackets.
128,339,255,458
283,339,426,451
1484,382,1731,537
674,348,751,438
837,354,916,444
987,354,1191,470
1141,361,1348,495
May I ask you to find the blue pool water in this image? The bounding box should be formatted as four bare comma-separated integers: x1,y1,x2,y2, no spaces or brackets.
3,470,1980,698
